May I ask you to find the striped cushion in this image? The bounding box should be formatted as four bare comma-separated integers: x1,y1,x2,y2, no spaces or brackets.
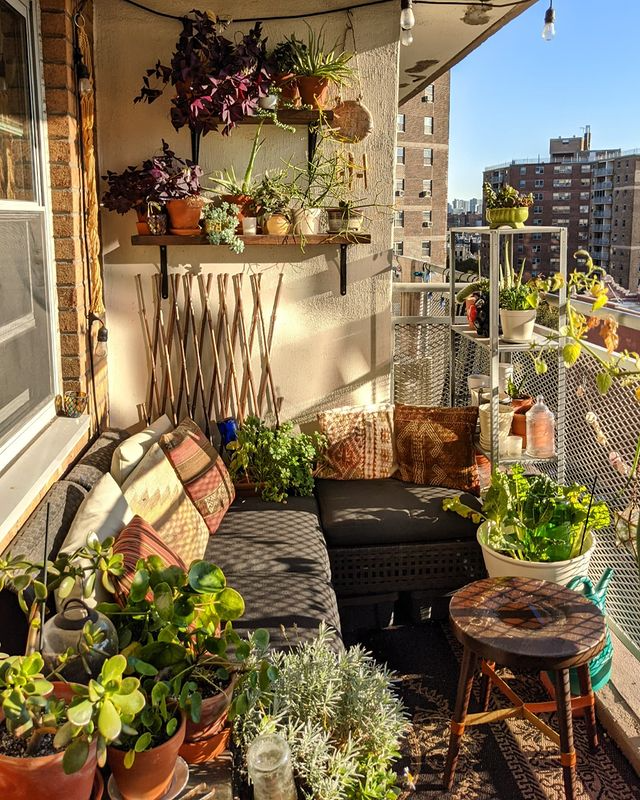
160,419,235,535
112,516,186,606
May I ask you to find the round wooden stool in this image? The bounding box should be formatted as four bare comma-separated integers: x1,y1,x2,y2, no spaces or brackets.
443,576,606,800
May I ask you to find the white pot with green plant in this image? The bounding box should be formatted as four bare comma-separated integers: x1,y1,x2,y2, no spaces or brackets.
443,466,610,584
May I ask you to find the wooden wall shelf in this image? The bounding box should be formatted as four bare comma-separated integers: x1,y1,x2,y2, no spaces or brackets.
130,233,371,299
235,110,333,126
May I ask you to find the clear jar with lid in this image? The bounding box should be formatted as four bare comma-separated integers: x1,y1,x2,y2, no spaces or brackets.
525,395,555,458
247,734,297,800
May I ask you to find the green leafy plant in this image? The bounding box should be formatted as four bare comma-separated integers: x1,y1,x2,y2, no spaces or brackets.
443,466,610,563
505,375,528,401
202,202,245,254
483,182,534,209
227,416,327,503
285,25,354,84
234,624,408,800
254,172,294,216
208,123,265,201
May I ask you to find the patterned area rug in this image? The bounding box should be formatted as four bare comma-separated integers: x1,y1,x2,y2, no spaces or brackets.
351,623,640,800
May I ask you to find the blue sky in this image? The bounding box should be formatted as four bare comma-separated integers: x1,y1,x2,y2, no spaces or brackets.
448,0,640,201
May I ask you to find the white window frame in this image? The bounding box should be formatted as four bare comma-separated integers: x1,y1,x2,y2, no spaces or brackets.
0,0,61,474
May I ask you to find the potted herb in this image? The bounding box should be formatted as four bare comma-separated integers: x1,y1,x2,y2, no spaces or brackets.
443,466,610,584
268,37,305,106
208,124,264,223
202,202,245,253
0,652,144,800
148,141,203,234
254,172,293,235
285,25,354,110
227,416,327,503
483,182,534,229
505,375,533,445
136,13,272,156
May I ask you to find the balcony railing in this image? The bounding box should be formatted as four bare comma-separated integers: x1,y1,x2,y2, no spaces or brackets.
593,166,614,176
392,277,640,656
593,180,613,190
591,235,611,246
592,223,612,232
592,194,613,204
593,209,613,219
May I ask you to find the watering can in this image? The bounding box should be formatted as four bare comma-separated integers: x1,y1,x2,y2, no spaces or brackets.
566,569,614,695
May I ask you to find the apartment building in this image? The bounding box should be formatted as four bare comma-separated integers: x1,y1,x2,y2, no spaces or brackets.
394,73,450,269
482,131,640,289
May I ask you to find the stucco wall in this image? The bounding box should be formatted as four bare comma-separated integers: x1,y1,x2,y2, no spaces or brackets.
94,0,398,429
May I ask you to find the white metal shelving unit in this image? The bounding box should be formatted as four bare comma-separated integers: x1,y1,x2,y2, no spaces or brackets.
447,225,568,479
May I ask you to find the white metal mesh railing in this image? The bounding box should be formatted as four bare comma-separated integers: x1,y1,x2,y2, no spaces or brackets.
392,281,640,652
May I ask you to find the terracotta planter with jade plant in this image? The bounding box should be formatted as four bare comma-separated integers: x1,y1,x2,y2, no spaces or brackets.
179,676,237,764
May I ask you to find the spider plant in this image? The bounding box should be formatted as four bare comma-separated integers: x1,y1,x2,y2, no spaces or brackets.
286,25,354,84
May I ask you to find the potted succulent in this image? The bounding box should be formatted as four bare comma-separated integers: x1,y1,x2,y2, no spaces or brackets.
499,252,562,343
227,416,326,503
483,182,534,229
0,652,144,800
284,26,354,109
443,466,610,584
135,13,272,156
148,141,203,234
267,37,305,106
202,202,245,253
505,375,533,446
209,124,264,223
254,172,293,235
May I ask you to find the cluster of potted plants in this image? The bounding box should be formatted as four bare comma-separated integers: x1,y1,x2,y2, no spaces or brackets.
0,537,273,800
443,465,610,584
483,182,534,229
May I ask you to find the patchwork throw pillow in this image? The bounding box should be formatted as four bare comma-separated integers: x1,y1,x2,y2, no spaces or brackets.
111,415,174,485
317,404,395,480
160,418,235,535
394,404,479,494
122,443,209,565
112,516,186,606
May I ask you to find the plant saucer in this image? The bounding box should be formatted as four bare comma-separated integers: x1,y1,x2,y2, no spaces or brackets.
108,756,189,800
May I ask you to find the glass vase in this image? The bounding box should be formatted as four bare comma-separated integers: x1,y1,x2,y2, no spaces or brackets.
247,734,297,800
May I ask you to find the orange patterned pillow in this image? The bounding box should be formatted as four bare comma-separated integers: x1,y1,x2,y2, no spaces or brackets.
317,404,395,480
394,404,479,494
160,418,235,535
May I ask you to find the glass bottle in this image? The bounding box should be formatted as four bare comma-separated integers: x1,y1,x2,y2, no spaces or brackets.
525,395,555,458
247,734,297,800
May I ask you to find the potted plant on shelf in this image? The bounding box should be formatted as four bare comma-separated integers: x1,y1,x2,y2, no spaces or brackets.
505,375,533,446
101,164,161,235
443,466,610,584
267,37,305,107
499,252,562,343
284,147,345,235
148,140,203,235
254,172,293,235
135,13,272,156
284,25,354,110
483,182,534,229
227,416,327,503
208,124,264,223
202,202,245,253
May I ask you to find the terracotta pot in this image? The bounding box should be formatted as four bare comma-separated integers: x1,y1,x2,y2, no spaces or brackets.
184,681,235,744
179,724,230,764
297,77,330,109
166,197,205,232
135,209,150,235
0,700,97,800
275,73,300,106
220,194,255,233
263,212,291,235
107,714,186,800
93,771,105,800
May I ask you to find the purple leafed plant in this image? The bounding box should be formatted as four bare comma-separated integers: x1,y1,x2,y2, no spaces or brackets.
101,164,155,215
135,13,272,136
147,140,203,201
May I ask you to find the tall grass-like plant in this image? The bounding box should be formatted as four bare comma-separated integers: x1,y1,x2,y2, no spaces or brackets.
234,624,408,800
285,25,354,84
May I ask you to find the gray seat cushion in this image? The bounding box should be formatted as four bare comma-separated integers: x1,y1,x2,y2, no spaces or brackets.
206,494,331,581
225,571,341,650
316,479,480,548
65,430,127,491
3,479,87,562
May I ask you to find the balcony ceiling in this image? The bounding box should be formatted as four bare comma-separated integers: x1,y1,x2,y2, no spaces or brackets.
136,0,536,105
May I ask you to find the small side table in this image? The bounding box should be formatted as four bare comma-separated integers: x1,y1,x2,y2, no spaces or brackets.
443,577,606,800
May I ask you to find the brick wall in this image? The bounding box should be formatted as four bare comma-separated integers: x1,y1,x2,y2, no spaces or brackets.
39,0,108,428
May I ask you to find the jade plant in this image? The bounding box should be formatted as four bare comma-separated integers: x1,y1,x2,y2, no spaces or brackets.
0,651,144,773
227,416,327,503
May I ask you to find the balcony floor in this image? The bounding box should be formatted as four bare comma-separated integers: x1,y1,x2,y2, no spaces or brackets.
350,621,640,799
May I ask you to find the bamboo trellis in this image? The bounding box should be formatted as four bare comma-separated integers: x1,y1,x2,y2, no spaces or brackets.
136,271,283,433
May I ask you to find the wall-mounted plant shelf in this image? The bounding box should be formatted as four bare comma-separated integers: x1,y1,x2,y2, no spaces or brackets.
131,232,371,299
236,110,333,126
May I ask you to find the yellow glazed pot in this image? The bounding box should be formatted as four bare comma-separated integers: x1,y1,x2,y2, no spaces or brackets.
263,213,291,235
486,207,529,229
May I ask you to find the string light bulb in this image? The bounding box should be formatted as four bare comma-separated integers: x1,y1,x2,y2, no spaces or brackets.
74,46,92,96
400,28,414,46
542,2,556,41
400,0,415,46
89,314,108,359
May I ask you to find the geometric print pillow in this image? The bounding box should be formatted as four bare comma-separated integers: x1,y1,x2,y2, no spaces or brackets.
394,404,479,495
160,418,235,535
317,404,395,480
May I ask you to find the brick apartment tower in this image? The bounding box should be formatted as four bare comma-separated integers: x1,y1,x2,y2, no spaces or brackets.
394,73,450,270
482,130,640,290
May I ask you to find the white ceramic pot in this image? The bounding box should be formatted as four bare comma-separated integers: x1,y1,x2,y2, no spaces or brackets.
477,528,595,585
500,308,536,343
259,94,279,110
478,402,514,451
292,208,322,235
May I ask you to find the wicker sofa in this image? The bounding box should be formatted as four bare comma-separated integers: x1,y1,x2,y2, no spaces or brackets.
0,429,483,652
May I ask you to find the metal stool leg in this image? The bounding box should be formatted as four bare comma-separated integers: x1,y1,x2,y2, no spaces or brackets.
577,664,598,752
479,660,494,712
554,669,577,800
444,646,477,791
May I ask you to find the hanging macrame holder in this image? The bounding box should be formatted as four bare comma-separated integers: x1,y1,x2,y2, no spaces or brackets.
329,10,373,144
